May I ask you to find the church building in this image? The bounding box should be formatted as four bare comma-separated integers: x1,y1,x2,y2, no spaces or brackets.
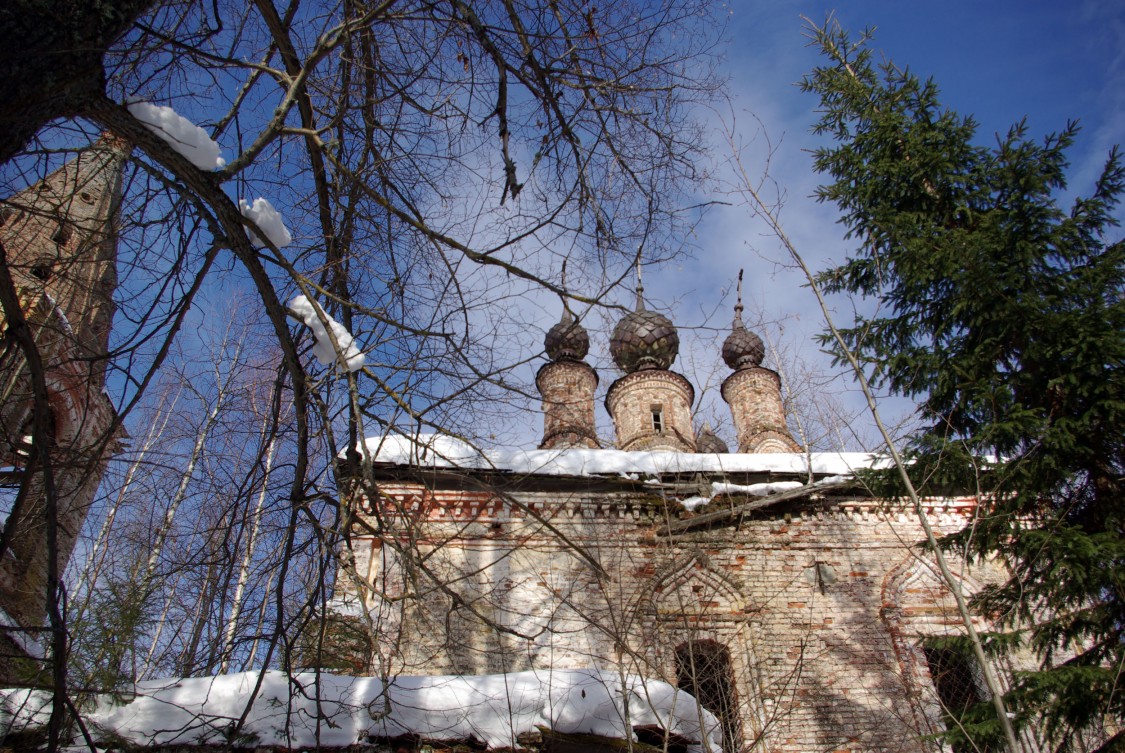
329,284,1007,753
0,140,1040,753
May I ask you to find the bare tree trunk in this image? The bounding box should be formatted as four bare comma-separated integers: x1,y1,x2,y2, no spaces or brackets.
71,385,181,625
140,556,192,678
0,0,156,164
245,569,276,672
177,551,219,677
138,335,244,599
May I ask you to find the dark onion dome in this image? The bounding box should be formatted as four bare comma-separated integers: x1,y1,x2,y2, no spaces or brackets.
695,424,729,454
609,291,679,373
722,320,765,370
545,309,590,361
722,273,765,370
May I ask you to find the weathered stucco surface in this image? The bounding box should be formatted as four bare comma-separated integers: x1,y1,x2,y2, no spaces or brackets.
333,469,1004,753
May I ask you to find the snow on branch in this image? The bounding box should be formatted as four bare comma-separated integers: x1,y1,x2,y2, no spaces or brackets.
0,669,721,751
239,197,293,248
126,102,226,170
289,294,366,372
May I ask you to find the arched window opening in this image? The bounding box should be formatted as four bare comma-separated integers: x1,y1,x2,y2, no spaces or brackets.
922,641,994,753
675,640,741,753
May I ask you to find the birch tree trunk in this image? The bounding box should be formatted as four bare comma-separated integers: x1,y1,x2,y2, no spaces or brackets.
219,430,277,673
71,385,181,626
137,335,244,600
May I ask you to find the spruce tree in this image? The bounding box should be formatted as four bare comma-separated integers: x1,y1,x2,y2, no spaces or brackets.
802,23,1124,752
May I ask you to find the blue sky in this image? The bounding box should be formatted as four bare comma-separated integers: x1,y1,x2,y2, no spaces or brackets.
733,2,1122,147
10,2,1117,452
613,1,1125,450
93,2,1123,452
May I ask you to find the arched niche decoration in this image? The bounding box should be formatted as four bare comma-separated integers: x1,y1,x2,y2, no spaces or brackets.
643,549,754,621
880,553,990,741
631,549,769,750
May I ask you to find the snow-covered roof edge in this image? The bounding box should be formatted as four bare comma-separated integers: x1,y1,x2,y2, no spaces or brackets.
356,433,890,479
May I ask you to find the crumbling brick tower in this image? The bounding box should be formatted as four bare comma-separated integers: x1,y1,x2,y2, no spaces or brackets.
537,308,599,450
0,137,127,674
720,278,801,453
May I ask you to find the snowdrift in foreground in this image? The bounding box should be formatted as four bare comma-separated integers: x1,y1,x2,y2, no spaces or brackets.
0,669,720,751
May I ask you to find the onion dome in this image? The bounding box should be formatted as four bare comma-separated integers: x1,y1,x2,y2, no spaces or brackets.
609,287,679,373
722,272,764,370
545,309,590,361
695,424,729,454
722,321,764,370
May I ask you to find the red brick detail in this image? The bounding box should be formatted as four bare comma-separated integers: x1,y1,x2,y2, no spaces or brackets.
605,369,695,452
536,360,598,449
721,366,800,453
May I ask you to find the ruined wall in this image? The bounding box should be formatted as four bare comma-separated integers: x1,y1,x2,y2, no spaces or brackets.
335,481,1000,753
655,499,998,753
0,139,125,665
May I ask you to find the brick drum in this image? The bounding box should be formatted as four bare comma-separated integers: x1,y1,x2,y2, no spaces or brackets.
536,360,599,450
722,367,800,453
605,369,696,452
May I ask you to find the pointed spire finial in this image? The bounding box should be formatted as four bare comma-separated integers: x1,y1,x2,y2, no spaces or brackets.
559,259,574,323
722,269,765,370
558,295,574,324
94,131,133,155
635,259,645,312
734,269,745,326
545,273,588,362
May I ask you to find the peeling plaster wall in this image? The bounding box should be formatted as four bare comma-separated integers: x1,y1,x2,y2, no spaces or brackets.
336,480,1007,753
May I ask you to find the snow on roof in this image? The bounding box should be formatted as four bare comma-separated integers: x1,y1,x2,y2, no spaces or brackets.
1,669,721,752
359,433,888,478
